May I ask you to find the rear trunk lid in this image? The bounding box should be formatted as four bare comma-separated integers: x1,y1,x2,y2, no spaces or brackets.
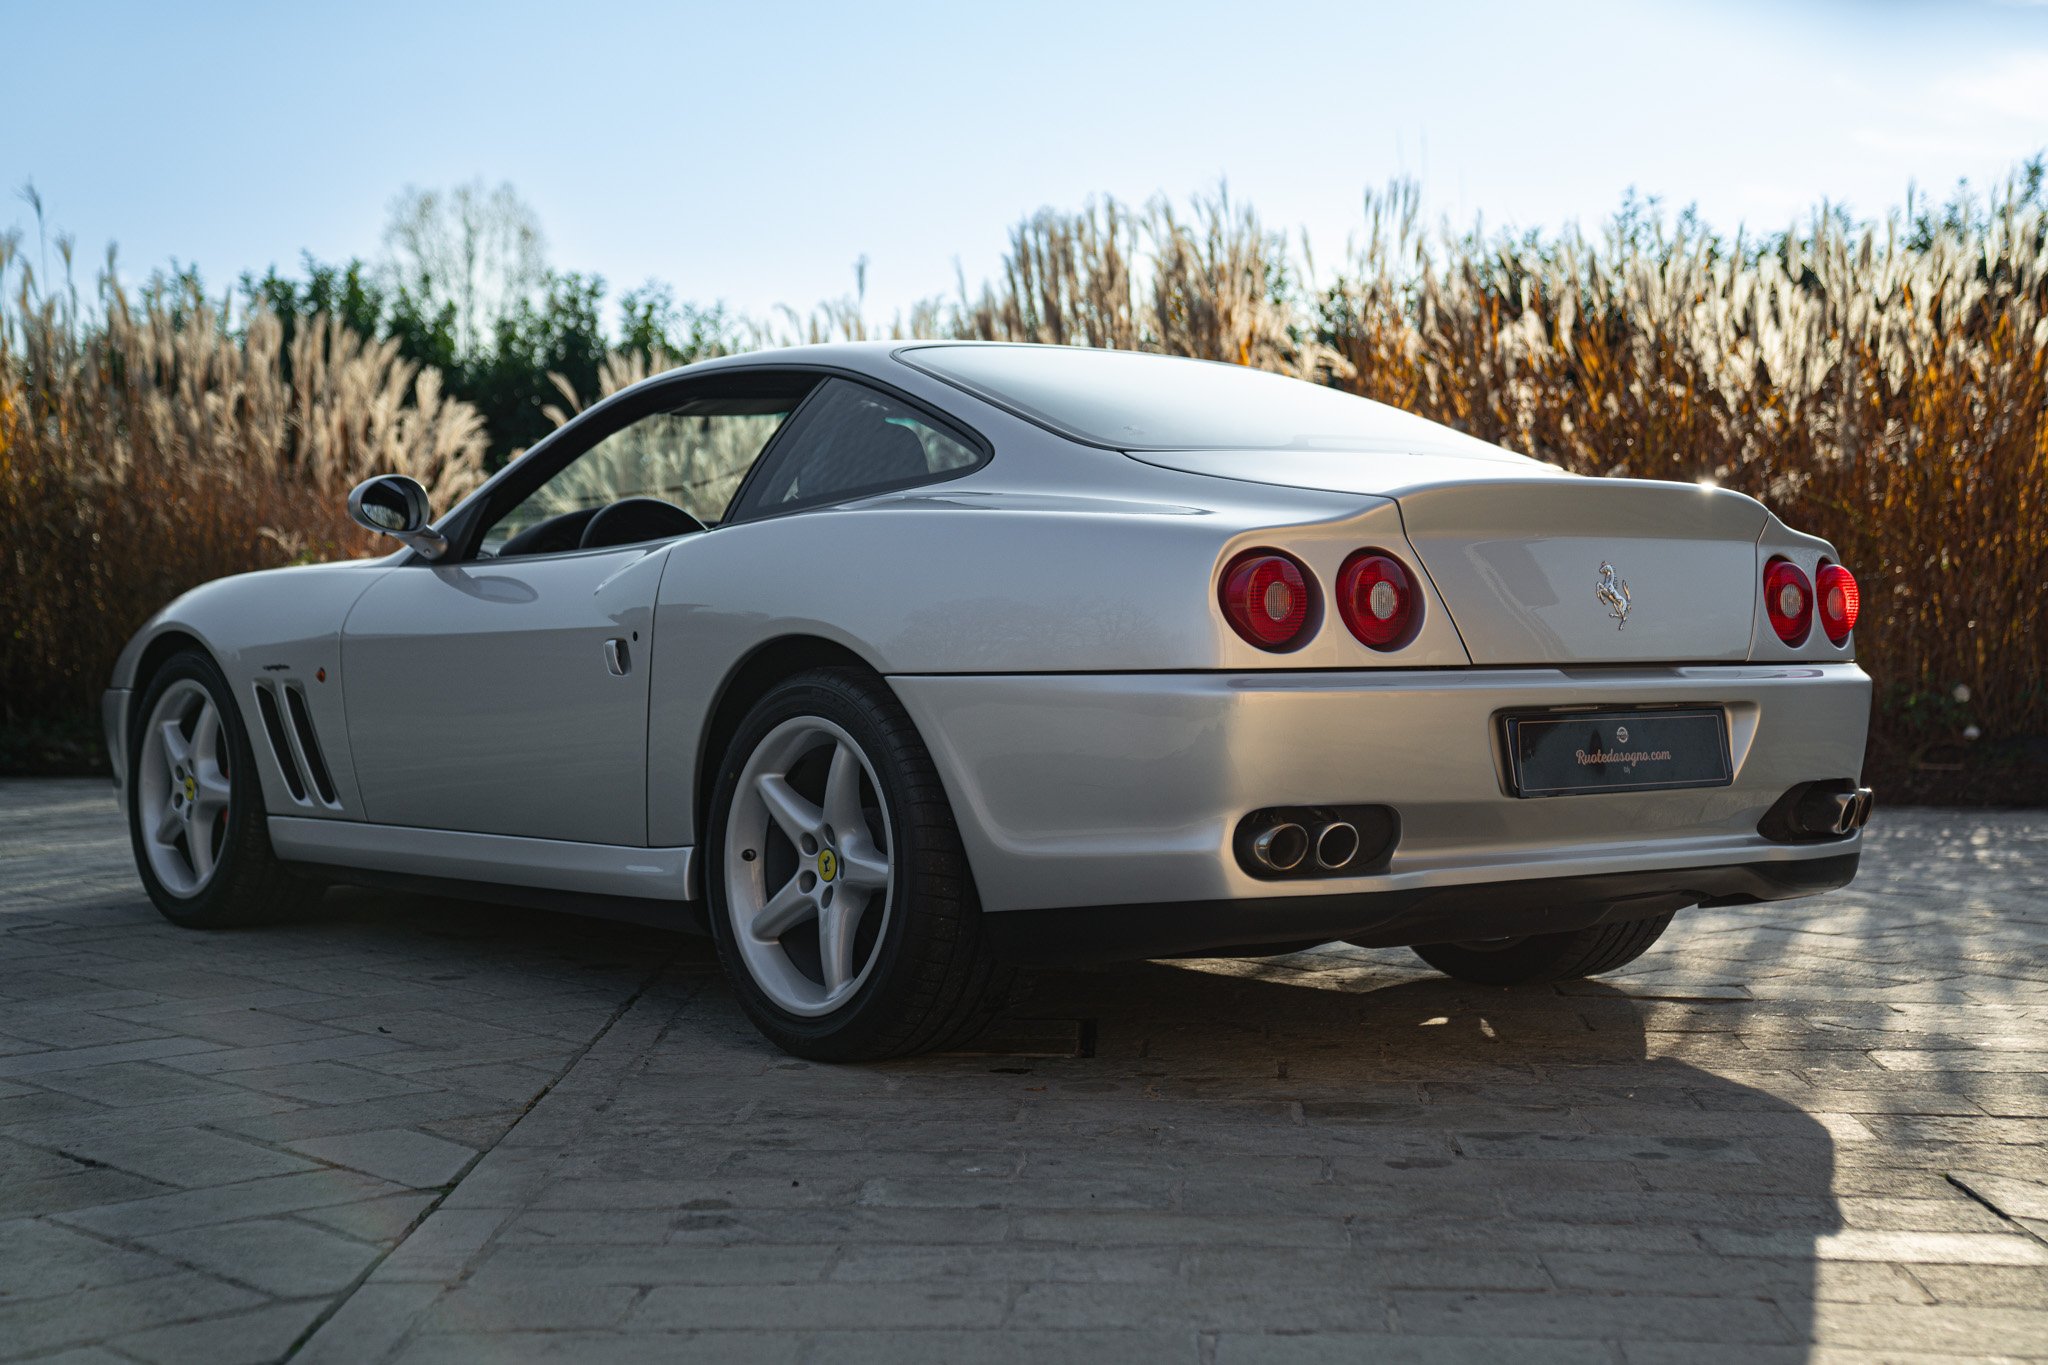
1392,478,1767,664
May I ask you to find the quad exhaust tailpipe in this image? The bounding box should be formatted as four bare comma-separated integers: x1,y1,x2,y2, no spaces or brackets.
1815,787,1875,836
1250,823,1309,872
1236,806,1400,880
1314,821,1361,871
1758,780,1875,843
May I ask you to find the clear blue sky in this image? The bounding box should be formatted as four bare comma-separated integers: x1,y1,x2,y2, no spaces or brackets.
6,0,2045,323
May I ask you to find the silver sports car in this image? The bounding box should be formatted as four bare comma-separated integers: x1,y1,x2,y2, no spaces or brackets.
105,343,1872,1059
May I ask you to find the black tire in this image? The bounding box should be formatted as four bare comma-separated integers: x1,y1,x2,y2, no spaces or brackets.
127,650,322,928
1410,912,1675,986
704,667,1013,1061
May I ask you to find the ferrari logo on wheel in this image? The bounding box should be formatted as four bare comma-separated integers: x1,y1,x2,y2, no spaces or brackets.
817,848,838,882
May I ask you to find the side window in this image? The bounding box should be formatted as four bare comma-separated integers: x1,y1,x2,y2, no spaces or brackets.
481,387,810,557
730,379,983,519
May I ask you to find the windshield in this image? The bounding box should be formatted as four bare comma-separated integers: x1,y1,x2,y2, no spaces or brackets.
897,344,1510,455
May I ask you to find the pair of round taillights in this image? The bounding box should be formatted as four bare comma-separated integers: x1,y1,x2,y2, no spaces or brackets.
1221,548,1418,652
1764,556,1860,646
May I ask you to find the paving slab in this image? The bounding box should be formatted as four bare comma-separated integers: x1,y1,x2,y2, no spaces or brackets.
282,1127,478,1189
2,778,2046,1363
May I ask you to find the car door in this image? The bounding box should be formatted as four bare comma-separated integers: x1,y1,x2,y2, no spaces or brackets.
340,371,818,845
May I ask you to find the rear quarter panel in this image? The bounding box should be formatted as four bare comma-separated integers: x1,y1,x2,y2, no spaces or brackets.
644,483,1468,846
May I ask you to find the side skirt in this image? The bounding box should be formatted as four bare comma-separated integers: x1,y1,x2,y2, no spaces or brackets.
268,816,696,903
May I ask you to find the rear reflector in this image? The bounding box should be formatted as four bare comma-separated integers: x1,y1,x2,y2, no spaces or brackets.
1221,550,1314,650
1817,563,1860,645
1335,550,1418,649
1763,557,1813,645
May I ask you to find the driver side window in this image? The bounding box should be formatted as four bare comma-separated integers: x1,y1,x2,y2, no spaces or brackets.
481,384,811,557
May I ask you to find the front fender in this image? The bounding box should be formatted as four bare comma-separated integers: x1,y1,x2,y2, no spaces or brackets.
109,560,394,817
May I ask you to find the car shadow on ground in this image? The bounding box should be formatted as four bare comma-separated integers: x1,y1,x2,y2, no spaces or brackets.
1019,958,1839,1344
307,882,1839,1351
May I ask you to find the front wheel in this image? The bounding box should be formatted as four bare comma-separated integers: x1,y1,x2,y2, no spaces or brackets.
704,668,1011,1061
1411,912,1675,986
127,650,321,927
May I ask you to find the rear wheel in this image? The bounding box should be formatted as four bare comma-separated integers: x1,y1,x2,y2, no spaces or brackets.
1410,912,1674,986
128,651,321,927
705,668,1011,1061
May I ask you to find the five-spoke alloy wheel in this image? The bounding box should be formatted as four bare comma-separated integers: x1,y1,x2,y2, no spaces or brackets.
706,667,1010,1061
137,678,234,897
723,716,895,1017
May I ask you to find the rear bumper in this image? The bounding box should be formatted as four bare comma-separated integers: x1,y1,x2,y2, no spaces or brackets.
984,852,1859,962
891,663,1870,926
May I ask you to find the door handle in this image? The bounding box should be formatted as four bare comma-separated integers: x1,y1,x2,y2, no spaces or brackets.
603,638,631,676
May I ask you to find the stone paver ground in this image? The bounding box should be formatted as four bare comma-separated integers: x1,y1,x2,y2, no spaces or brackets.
2,777,2045,1363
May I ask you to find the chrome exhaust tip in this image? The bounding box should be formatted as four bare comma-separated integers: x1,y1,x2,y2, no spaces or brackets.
1314,821,1361,871
1760,781,1875,843
1821,790,1858,835
1251,822,1309,872
1820,786,1876,836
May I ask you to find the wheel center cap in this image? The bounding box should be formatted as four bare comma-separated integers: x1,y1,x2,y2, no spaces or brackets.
183,775,197,803
817,848,838,882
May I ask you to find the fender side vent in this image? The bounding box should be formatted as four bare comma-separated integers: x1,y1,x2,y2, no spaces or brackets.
253,684,308,803
283,685,340,806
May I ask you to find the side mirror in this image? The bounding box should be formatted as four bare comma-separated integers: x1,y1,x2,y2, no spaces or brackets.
347,475,448,560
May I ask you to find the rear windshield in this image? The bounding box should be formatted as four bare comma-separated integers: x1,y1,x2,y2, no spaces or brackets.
897,343,1503,454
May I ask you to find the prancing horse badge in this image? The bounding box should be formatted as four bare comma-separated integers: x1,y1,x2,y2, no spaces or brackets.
1595,561,1632,630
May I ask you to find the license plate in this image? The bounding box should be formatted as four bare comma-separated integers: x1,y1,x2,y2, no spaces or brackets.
1502,708,1732,798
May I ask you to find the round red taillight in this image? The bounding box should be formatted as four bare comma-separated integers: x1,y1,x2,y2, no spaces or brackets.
1221,550,1314,650
1336,550,1419,649
1816,563,1860,645
1764,557,1813,645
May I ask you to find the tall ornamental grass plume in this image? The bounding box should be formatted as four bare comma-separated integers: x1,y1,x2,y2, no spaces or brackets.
944,191,1331,375
0,237,488,745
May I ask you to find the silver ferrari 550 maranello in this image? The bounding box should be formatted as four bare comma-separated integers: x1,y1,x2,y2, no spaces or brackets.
105,342,1873,1059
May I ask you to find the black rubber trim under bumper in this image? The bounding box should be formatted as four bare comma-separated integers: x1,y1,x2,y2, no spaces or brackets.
983,851,1860,965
